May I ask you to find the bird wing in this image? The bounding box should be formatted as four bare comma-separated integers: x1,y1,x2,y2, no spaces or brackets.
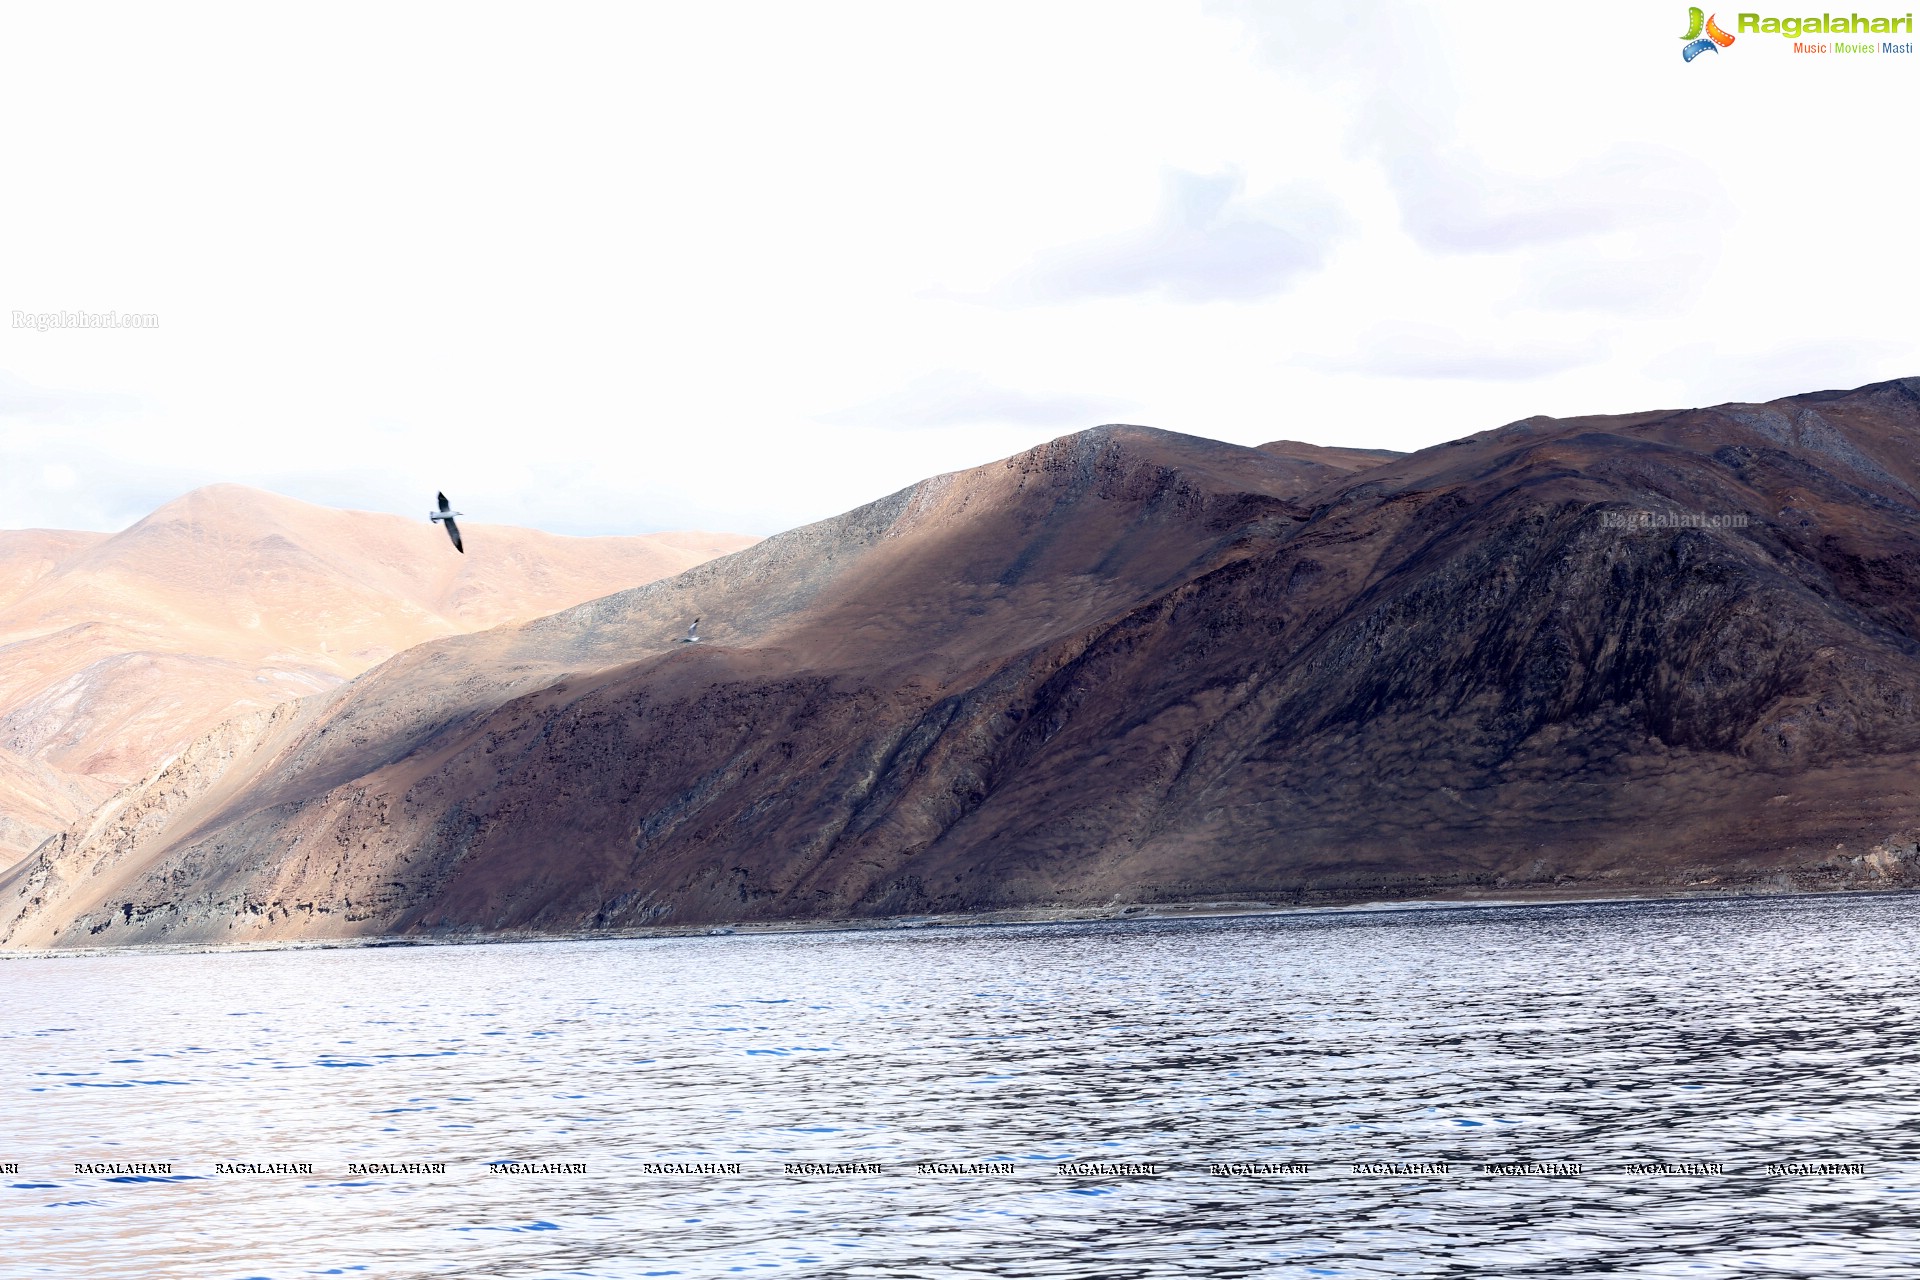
443,517,464,553
437,491,451,513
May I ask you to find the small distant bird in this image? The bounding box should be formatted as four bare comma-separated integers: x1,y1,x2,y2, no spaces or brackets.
429,492,464,554
681,618,700,643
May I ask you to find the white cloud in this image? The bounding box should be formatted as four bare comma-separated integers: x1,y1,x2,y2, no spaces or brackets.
0,1,1914,539
38,463,78,492
0,369,138,422
1307,322,1608,382
1374,136,1729,259
1644,340,1918,407
1006,169,1350,303
825,370,1130,430
1521,235,1722,315
1212,1,1734,303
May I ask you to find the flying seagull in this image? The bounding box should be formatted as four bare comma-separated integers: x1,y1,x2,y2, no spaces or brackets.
430,492,464,553
681,618,700,643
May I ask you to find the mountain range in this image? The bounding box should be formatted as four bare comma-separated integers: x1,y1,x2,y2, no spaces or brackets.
6,378,1920,948
0,488,754,864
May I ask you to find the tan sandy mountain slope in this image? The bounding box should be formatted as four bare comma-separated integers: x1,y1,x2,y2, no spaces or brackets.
0,486,756,864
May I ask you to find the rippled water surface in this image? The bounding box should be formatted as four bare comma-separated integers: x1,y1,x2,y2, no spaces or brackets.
5,894,1920,1278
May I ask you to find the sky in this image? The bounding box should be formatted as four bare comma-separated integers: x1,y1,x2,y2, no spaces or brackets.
2,1,1916,539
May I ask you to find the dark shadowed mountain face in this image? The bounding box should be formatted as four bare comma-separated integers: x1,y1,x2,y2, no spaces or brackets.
9,380,1920,947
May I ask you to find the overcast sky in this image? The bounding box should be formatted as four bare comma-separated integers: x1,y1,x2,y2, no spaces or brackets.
3,1,1915,538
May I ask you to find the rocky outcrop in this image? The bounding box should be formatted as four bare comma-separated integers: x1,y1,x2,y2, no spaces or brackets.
9,379,1920,947
2,701,300,944
0,745,113,863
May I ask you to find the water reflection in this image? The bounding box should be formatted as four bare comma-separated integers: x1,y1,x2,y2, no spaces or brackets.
2,895,1919,1277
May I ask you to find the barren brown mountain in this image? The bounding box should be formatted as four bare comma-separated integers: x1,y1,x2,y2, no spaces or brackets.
0,487,756,863
8,378,1920,948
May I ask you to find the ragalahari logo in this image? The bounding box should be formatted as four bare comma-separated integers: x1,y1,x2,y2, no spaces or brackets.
1681,8,1737,58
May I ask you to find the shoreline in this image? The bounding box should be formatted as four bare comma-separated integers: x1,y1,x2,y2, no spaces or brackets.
5,882,1915,961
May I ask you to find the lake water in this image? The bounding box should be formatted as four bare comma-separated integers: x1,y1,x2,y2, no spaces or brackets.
3,894,1919,1278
